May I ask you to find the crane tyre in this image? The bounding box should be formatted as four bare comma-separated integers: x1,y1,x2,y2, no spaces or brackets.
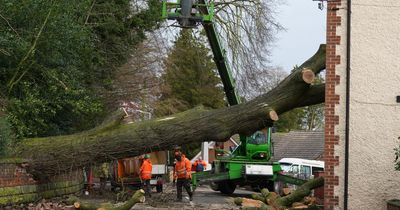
218,180,236,194
210,182,220,191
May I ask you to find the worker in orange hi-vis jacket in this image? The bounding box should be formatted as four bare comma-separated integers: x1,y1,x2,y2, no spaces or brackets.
173,151,193,202
140,154,153,197
193,157,207,172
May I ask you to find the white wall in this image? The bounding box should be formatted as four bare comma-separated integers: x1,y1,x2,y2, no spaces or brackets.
337,1,400,209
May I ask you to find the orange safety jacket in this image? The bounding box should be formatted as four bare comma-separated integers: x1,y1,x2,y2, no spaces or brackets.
140,159,152,180
174,157,192,179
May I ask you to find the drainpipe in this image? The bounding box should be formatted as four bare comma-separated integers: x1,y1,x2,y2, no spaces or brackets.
344,0,352,209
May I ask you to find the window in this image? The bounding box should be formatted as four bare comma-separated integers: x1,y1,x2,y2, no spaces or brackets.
300,165,311,179
291,164,299,174
248,132,267,145
280,163,292,173
312,166,324,176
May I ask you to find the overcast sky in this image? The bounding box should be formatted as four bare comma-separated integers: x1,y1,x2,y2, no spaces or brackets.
270,0,327,72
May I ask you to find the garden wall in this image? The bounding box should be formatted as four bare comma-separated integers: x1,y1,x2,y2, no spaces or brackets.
0,159,83,206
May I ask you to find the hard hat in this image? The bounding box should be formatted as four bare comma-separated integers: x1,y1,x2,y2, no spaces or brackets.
144,154,150,159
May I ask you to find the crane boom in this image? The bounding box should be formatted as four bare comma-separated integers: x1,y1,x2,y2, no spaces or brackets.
202,23,241,105
162,0,240,106
202,29,239,103
198,0,240,105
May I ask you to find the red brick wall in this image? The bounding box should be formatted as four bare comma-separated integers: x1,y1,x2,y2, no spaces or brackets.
0,163,36,187
324,1,342,210
0,162,83,186
0,162,83,205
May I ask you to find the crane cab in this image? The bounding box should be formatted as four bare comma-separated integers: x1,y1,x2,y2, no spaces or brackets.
228,128,273,161
245,129,273,161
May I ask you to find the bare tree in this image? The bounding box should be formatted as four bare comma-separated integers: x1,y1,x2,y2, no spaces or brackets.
240,66,288,99
302,104,324,131
212,0,284,97
99,33,167,112
300,75,325,130
158,0,284,99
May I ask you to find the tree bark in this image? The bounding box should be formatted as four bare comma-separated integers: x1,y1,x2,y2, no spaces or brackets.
13,44,326,178
274,177,324,208
68,189,145,210
247,177,324,210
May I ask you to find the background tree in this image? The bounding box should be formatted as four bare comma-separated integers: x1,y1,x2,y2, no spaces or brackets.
156,29,225,157
299,75,325,131
157,0,282,100
211,0,282,98
242,66,288,100
0,116,13,157
0,0,161,139
274,108,305,132
100,39,163,112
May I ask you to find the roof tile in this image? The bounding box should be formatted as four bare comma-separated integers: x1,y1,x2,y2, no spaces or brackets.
271,131,324,161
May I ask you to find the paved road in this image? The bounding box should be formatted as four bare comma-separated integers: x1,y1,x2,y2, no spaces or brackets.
193,185,253,204
131,184,254,210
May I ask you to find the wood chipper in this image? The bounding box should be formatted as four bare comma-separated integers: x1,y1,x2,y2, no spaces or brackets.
110,151,170,192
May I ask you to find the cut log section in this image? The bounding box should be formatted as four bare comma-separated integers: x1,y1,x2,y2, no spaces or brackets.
301,68,315,84
282,188,291,196
269,110,279,121
68,189,145,210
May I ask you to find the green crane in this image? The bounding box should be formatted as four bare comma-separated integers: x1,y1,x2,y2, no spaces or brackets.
161,0,306,194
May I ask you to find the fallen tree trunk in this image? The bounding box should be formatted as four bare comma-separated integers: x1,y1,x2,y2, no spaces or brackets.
243,177,324,210
273,177,324,208
13,44,326,178
68,189,145,210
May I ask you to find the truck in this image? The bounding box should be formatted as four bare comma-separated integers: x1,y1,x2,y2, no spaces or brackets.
161,0,307,194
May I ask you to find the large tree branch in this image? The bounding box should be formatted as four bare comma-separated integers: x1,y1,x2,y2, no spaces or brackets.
14,44,326,178
297,84,325,108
